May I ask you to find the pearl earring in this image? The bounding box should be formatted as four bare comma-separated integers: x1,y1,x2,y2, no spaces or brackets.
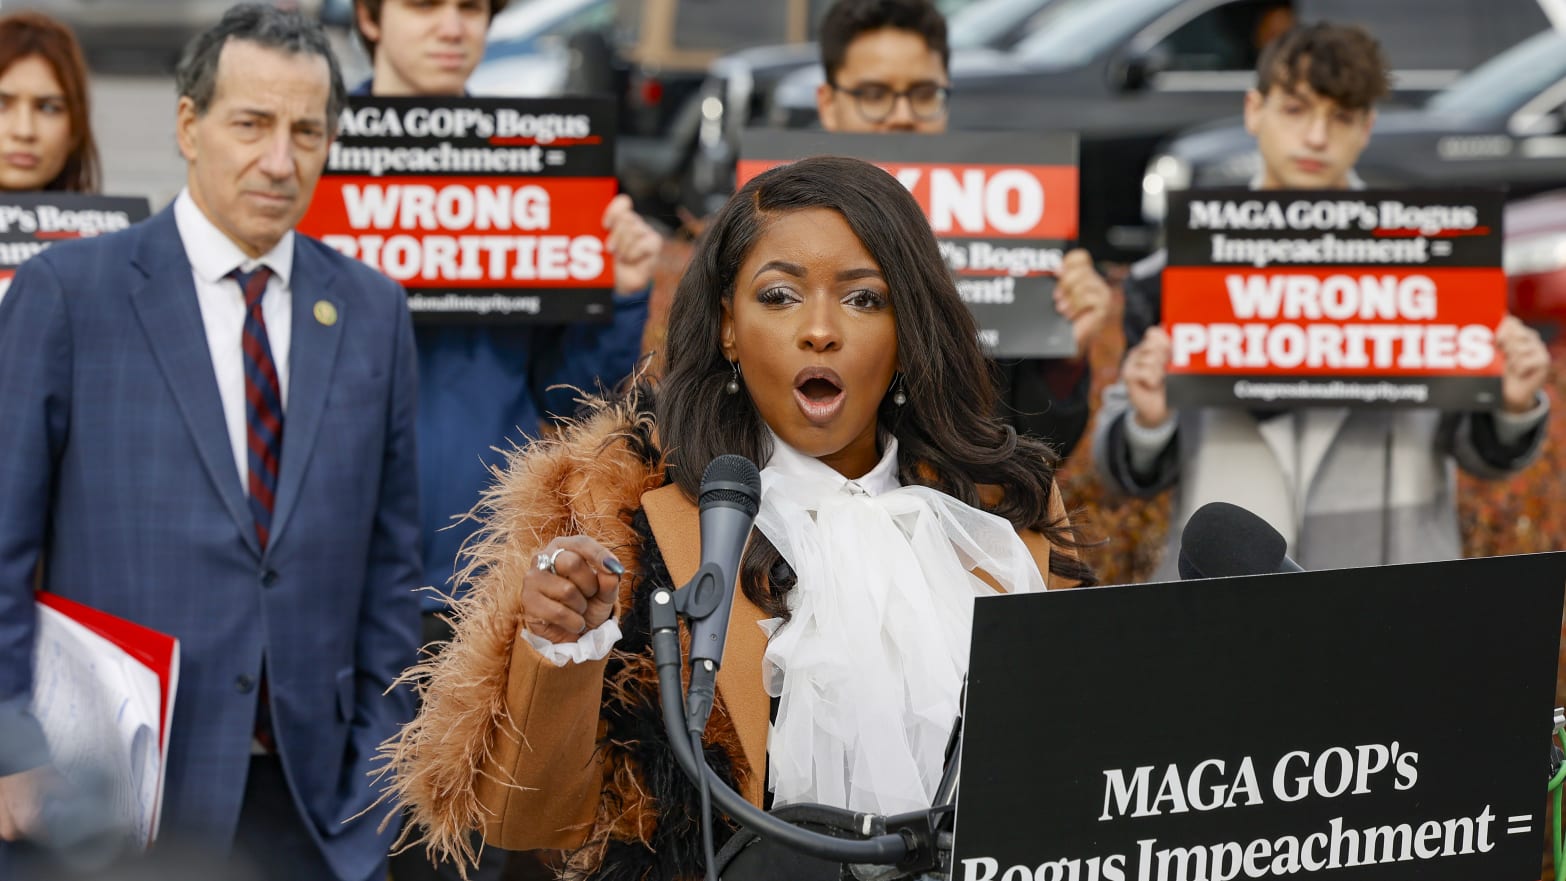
725,360,741,395
891,375,907,407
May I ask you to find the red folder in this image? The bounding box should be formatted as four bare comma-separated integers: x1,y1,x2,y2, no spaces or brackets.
32,591,180,845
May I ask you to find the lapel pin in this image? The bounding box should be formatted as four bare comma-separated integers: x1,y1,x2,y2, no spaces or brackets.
313,300,338,327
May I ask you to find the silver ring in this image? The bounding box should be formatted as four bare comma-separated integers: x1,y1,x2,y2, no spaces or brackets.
534,547,567,575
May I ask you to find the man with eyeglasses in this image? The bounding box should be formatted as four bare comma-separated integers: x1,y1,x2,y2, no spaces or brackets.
814,0,949,134
813,0,1110,457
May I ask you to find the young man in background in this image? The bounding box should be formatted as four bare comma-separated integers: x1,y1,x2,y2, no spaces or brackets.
352,2,661,878
813,0,1110,458
351,0,658,636
1091,22,1552,579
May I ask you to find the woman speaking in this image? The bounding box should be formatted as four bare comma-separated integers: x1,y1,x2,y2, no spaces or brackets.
382,156,1095,879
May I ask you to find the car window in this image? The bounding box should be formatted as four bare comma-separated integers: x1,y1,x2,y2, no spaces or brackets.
1425,30,1566,117
948,0,1054,50
803,0,974,36
613,0,645,42
1011,0,1176,68
935,0,979,14
1148,0,1290,73
556,1,616,36
489,0,606,43
809,0,835,27
484,0,616,61
672,0,792,51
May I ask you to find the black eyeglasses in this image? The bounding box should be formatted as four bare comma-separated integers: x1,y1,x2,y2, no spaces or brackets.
830,82,950,123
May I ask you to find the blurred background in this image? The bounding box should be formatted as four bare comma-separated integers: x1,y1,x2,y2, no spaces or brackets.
22,0,1566,596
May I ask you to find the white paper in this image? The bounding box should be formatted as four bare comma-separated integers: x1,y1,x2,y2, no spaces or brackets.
30,605,165,848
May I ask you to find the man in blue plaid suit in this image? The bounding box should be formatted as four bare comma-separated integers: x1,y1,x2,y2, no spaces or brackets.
0,6,421,880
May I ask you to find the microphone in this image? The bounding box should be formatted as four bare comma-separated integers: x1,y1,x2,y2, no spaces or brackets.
1177,501,1303,579
645,453,912,868
684,454,761,734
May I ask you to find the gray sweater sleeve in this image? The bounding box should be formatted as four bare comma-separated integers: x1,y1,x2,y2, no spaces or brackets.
1440,392,1550,480
1092,381,1183,497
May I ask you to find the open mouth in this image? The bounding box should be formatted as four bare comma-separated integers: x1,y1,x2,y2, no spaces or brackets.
793,368,846,425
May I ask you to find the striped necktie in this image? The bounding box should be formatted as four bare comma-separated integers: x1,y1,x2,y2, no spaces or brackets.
232,266,282,550
233,266,282,754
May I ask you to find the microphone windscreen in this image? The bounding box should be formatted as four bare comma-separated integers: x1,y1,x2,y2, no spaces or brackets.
1178,501,1289,579
699,454,761,516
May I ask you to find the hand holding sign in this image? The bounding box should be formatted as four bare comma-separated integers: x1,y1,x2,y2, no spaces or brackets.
1496,314,1550,414
1054,248,1110,358
1124,327,1173,430
604,194,662,296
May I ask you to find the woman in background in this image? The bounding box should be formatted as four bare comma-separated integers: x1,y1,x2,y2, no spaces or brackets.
0,11,98,192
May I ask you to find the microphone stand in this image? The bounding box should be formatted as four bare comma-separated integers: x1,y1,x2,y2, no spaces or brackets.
844,720,961,881
652,577,964,875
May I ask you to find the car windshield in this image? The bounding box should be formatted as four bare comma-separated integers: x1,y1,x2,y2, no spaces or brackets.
1426,30,1566,116
487,0,604,43
948,0,1051,50
1009,0,1174,67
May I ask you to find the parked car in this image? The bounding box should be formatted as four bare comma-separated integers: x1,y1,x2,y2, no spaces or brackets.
683,0,1057,217
1506,188,1566,337
763,0,1551,260
1143,28,1566,227
466,0,616,97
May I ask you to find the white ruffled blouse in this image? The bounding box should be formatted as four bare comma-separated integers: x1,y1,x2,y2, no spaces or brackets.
524,434,1047,817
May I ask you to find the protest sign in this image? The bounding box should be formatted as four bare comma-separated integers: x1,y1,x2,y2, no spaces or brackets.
1162,189,1505,408
299,97,619,323
0,193,150,305
738,129,1079,358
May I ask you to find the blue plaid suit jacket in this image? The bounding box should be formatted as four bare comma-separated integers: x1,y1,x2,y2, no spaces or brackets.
0,206,422,880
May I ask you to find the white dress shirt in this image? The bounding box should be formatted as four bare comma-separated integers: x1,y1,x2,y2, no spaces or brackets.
173,189,295,493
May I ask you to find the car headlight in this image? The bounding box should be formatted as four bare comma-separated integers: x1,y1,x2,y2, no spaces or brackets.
1142,154,1191,224
1504,232,1566,277
698,81,726,150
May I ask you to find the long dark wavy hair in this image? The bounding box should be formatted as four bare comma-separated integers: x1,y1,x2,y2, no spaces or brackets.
656,156,1094,616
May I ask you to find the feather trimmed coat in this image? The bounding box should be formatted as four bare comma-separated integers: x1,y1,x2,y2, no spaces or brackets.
379,396,1081,880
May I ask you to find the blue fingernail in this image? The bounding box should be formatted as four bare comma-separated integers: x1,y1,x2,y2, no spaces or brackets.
603,556,626,576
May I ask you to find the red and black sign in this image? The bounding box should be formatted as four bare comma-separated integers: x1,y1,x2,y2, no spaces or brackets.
738,130,1079,359
1162,189,1506,408
0,193,150,305
298,97,618,324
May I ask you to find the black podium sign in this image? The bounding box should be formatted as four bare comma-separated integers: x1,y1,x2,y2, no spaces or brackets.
953,553,1566,881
